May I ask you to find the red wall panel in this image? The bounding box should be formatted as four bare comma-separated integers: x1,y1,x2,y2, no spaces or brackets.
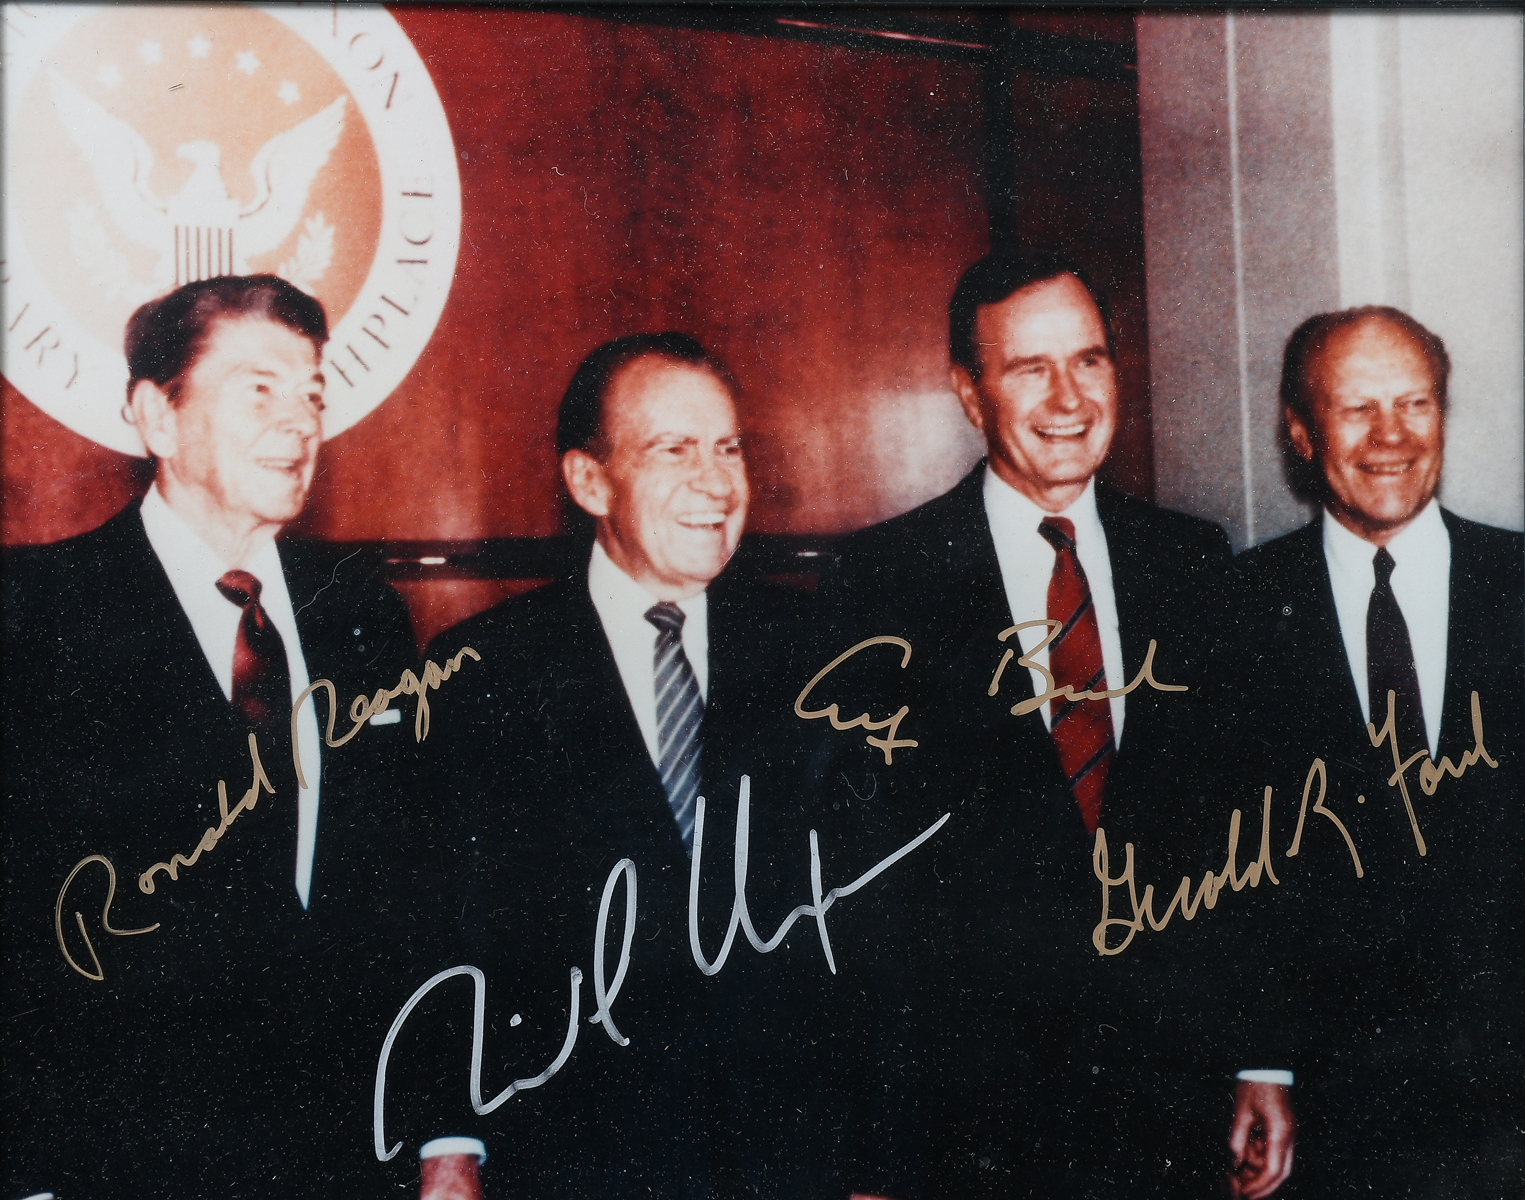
2,378,150,545
292,10,990,544
3,10,1150,581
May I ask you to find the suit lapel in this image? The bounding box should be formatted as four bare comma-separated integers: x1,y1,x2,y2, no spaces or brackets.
943,468,1078,827
942,465,1038,707
1095,487,1154,694
281,540,333,678
1095,487,1151,754
554,576,679,846
946,464,1019,639
100,505,242,737
703,574,742,733
1288,522,1372,764
1437,511,1487,757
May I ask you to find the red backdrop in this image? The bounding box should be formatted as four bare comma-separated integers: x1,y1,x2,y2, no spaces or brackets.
2,9,1147,645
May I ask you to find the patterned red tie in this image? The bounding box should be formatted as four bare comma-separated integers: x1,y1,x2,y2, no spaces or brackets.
215,570,292,728
1037,517,1115,834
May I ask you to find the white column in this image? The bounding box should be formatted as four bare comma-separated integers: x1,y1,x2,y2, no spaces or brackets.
1140,12,1524,544
1392,15,1522,529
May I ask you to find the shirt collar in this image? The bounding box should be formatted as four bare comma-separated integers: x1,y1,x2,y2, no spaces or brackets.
587,540,708,623
1322,497,1447,575
139,482,284,586
982,463,1103,541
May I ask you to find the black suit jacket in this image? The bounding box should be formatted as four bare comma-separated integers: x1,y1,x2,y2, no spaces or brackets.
816,465,1233,821
2,501,421,1199
415,564,825,1200
812,464,1236,1199
1216,511,1525,1191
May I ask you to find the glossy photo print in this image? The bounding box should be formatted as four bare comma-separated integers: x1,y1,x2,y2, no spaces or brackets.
3,7,1522,1200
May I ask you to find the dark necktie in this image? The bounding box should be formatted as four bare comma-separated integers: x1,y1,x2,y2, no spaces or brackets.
216,570,292,729
1367,547,1427,758
646,602,703,853
1038,517,1115,834
217,569,300,905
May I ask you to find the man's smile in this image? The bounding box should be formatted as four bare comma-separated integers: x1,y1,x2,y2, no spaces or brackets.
254,455,310,474
1034,421,1090,440
1357,459,1416,476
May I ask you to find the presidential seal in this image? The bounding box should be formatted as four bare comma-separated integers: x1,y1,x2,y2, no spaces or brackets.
3,4,461,454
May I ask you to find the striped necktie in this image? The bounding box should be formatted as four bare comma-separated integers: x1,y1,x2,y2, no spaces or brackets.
1038,517,1115,834
646,602,703,853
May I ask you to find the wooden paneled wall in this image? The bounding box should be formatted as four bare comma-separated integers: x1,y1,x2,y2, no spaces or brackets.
2,9,1148,644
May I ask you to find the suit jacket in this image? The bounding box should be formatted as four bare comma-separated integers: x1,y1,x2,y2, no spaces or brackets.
1215,511,1525,1192
2,501,421,1199
416,563,826,1200
811,464,1236,1199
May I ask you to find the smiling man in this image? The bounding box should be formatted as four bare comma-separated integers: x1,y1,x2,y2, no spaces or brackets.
1,275,419,1198
820,250,1233,830
1218,306,1524,1197
813,249,1247,1199
419,333,816,1198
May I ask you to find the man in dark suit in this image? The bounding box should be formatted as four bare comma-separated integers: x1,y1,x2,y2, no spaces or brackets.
2,276,422,1198
1218,306,1524,1196
812,250,1253,1198
416,334,823,1198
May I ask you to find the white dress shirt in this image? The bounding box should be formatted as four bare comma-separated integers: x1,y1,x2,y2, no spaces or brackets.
983,468,1128,739
1322,500,1450,758
587,540,710,769
140,485,324,908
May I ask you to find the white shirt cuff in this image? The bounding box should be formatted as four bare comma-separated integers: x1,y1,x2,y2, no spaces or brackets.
1236,1069,1294,1086
420,1137,486,1162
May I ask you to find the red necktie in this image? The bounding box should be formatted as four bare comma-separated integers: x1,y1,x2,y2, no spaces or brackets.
216,570,292,728
1038,517,1115,834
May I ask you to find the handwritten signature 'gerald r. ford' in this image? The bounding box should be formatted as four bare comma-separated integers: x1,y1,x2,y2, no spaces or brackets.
1092,689,1497,956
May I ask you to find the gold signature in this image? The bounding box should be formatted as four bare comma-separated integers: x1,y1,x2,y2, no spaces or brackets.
55,735,269,980
52,651,482,981
800,625,1188,765
139,733,274,895
987,618,1187,716
1363,687,1497,857
290,646,480,788
1092,690,1497,955
1092,786,1279,956
795,636,919,765
57,734,272,979
54,855,160,982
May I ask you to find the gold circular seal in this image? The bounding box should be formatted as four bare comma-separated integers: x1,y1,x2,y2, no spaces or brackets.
3,3,461,453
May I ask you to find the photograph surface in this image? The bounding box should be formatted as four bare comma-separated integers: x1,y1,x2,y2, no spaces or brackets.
3,7,1522,1199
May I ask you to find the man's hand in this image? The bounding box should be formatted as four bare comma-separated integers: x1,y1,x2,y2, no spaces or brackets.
1228,1080,1295,1198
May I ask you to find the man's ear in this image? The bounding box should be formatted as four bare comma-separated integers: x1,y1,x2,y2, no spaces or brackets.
130,379,179,461
561,449,612,518
1285,406,1315,463
951,365,987,438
